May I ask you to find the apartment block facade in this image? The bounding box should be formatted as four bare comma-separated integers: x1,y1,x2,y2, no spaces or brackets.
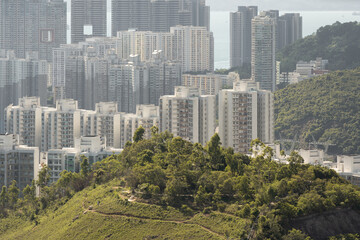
219,81,274,153
0,134,40,190
159,86,216,145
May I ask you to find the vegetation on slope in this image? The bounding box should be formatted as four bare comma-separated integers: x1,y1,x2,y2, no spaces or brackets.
277,21,360,72
275,67,360,154
1,129,360,239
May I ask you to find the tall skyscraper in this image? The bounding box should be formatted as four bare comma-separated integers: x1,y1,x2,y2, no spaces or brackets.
160,86,216,145
71,0,107,44
219,81,274,153
0,0,66,61
230,6,258,68
279,13,302,48
111,0,151,35
264,11,303,50
251,13,276,92
111,0,210,35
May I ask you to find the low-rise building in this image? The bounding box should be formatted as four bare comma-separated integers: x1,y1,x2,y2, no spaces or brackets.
299,149,325,165
45,135,122,183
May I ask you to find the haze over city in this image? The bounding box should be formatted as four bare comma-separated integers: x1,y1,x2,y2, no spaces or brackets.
1,0,360,239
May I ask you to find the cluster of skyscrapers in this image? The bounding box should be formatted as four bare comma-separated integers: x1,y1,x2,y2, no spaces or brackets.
230,7,302,91
0,1,286,188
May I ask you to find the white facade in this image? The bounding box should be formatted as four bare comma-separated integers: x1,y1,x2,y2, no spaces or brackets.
41,99,82,151
119,105,160,148
160,86,216,146
85,102,121,148
337,155,360,174
182,74,222,95
171,26,214,72
5,98,160,151
299,149,325,165
117,26,214,73
219,80,274,153
45,135,122,183
5,97,43,149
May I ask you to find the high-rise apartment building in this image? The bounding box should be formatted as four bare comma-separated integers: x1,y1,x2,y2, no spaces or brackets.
0,134,40,190
116,30,174,62
41,99,82,151
4,97,160,151
263,10,302,50
251,13,276,92
112,0,151,35
219,80,274,153
160,86,216,145
148,51,182,105
171,26,214,72
71,0,107,44
84,102,121,148
230,6,258,68
0,0,66,61
53,44,84,101
4,97,43,148
111,0,210,35
53,37,181,111
119,104,160,148
0,51,48,133
117,27,213,72
182,73,222,95
279,13,302,49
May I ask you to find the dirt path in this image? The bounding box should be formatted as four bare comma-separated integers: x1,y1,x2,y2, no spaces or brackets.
86,208,225,239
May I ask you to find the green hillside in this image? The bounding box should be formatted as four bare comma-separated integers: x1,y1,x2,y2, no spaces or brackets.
275,68,360,155
277,21,360,72
1,130,360,239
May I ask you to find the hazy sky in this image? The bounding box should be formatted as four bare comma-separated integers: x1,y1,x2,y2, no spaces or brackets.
207,0,360,11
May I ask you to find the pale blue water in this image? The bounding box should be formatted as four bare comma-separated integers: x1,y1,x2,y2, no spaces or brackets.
211,11,360,70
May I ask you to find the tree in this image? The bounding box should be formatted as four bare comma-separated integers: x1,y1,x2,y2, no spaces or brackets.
0,186,8,208
133,126,145,142
80,155,91,177
206,133,225,170
37,164,51,189
288,151,304,165
23,180,36,204
282,229,311,240
8,180,19,209
150,125,159,137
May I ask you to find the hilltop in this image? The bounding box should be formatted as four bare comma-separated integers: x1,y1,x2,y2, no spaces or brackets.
277,21,360,72
275,67,360,155
1,130,360,239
